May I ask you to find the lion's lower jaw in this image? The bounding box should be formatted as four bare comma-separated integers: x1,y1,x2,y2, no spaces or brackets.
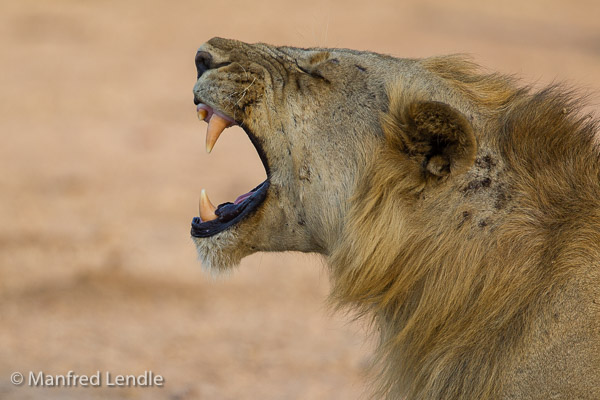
192,233,245,276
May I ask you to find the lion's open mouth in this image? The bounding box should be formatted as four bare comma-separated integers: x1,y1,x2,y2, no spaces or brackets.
190,103,270,238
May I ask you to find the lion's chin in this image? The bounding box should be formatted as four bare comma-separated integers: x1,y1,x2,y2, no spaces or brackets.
192,229,247,275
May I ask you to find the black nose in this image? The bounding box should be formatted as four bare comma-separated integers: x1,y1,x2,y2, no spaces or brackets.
195,51,212,79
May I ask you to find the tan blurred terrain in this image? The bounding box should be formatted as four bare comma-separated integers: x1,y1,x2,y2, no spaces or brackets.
0,0,598,399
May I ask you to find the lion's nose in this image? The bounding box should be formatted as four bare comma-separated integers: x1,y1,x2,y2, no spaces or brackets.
195,50,213,79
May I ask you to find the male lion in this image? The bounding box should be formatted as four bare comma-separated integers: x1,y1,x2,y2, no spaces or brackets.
190,38,600,399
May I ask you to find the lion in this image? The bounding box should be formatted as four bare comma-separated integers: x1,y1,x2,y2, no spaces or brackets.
190,38,600,399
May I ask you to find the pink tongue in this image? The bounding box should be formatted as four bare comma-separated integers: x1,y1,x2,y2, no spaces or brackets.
234,191,253,205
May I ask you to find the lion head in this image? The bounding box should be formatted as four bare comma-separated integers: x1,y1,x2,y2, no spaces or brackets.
191,38,478,272
190,38,600,399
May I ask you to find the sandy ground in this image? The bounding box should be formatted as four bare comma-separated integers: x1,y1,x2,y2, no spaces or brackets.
0,0,599,399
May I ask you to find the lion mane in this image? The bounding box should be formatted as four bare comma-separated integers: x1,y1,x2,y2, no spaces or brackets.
330,57,600,399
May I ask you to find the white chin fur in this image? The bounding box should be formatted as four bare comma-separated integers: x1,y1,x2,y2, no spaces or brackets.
192,231,244,276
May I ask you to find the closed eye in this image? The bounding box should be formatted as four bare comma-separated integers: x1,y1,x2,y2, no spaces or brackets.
294,61,330,83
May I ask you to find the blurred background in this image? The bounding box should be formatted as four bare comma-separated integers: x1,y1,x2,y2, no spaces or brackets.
0,0,598,399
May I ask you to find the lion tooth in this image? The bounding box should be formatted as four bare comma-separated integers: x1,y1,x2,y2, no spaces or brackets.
199,189,218,221
197,108,208,121
206,114,231,153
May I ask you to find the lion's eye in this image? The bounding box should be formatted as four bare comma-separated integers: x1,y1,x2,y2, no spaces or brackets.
295,63,312,75
295,63,329,83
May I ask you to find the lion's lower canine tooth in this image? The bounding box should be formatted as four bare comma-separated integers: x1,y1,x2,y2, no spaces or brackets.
206,114,231,153
199,189,218,221
197,108,208,121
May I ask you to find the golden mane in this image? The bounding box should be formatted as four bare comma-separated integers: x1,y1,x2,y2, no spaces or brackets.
328,57,600,399
421,55,524,111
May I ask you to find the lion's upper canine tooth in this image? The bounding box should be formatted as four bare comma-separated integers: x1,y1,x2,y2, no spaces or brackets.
199,189,218,222
197,108,208,121
206,114,232,153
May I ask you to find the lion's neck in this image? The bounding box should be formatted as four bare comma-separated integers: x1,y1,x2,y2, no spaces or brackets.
329,229,514,399
326,168,579,399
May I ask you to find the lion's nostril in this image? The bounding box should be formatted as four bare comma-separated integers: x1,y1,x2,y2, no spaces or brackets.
195,50,213,79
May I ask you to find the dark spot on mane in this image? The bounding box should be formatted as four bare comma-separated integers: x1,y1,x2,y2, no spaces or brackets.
494,185,511,210
355,64,367,72
457,210,472,229
462,177,492,193
475,155,497,170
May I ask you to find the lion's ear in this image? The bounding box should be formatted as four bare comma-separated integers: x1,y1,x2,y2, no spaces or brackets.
383,101,477,178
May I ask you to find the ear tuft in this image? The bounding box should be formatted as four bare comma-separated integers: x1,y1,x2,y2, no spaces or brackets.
425,154,451,176
384,100,477,179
